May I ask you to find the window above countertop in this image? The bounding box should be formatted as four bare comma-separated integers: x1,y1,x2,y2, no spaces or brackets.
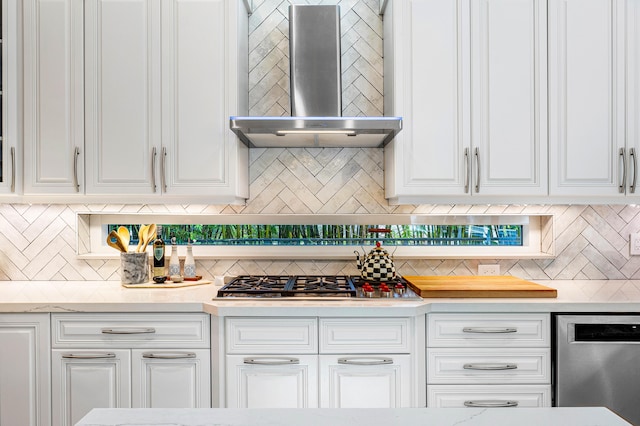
77,213,555,260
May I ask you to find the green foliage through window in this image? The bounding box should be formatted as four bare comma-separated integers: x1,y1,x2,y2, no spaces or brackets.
108,224,523,247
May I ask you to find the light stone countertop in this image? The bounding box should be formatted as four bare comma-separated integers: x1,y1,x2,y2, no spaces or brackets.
75,407,632,426
1,279,640,315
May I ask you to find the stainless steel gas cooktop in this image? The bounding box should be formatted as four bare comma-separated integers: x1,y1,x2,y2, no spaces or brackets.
216,275,421,300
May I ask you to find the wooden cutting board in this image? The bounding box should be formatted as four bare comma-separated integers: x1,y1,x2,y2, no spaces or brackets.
402,275,557,298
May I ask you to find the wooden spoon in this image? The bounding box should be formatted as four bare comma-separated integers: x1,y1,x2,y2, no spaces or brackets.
107,230,127,252
141,223,157,252
136,225,148,252
117,226,130,252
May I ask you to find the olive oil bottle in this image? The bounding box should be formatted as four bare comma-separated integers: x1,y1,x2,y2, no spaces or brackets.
152,225,165,277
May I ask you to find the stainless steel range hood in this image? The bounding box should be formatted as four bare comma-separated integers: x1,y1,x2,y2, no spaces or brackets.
230,4,402,148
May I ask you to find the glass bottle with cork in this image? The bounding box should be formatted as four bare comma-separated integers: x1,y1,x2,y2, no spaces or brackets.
152,225,166,278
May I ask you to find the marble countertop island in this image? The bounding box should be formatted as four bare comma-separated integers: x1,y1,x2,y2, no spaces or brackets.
75,407,632,426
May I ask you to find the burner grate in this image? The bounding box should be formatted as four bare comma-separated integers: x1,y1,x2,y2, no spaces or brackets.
217,275,293,298
288,275,356,297
216,275,420,299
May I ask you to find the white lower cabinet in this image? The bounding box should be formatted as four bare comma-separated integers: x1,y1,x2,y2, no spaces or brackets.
226,354,319,408
0,314,51,426
224,317,417,409
427,385,551,408
426,313,551,408
319,354,412,408
51,349,131,426
51,313,210,426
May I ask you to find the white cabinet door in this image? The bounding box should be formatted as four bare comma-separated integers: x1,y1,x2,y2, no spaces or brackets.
0,314,51,426
84,0,160,196
319,355,412,408
469,0,547,196
131,349,210,408
23,0,84,195
384,0,470,199
160,0,246,199
225,355,319,408
384,0,546,202
627,0,640,197
51,349,131,426
549,0,626,196
0,0,20,196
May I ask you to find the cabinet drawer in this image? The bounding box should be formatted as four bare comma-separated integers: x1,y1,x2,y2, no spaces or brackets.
226,318,317,354
427,384,551,408
427,313,549,347
427,348,550,384
319,318,411,354
52,313,210,348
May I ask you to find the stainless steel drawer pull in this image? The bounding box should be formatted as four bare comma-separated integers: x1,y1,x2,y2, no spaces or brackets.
142,352,196,359
151,147,157,192
10,147,16,193
73,146,81,192
463,363,518,370
464,400,518,408
338,357,393,366
462,327,517,334
62,352,116,359
620,147,627,193
474,147,480,193
243,357,300,365
464,147,470,193
161,147,167,192
631,148,638,193
100,327,156,334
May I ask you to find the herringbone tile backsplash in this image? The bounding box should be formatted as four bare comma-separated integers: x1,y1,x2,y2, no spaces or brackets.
2,145,640,281
2,0,640,282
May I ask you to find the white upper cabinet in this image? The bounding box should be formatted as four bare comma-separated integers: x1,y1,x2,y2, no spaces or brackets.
0,0,21,197
84,0,248,203
83,0,160,197
548,0,630,198
21,0,248,203
384,0,547,204
23,0,85,196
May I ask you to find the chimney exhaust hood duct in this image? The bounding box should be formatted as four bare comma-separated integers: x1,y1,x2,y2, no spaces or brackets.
230,4,402,148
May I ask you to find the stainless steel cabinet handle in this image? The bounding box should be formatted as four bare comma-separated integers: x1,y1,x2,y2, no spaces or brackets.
73,147,80,192
62,352,116,359
10,147,15,193
463,363,518,370
151,147,157,192
100,327,156,334
464,400,518,408
464,147,470,193
337,357,393,366
142,352,196,359
161,146,167,192
462,327,517,333
243,357,300,365
474,147,480,193
620,147,627,193
631,148,637,193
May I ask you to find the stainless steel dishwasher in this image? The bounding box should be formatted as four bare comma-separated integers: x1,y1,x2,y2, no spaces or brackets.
556,314,640,425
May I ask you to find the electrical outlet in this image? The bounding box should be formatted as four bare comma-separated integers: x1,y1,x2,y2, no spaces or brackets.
478,264,500,276
630,233,640,255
